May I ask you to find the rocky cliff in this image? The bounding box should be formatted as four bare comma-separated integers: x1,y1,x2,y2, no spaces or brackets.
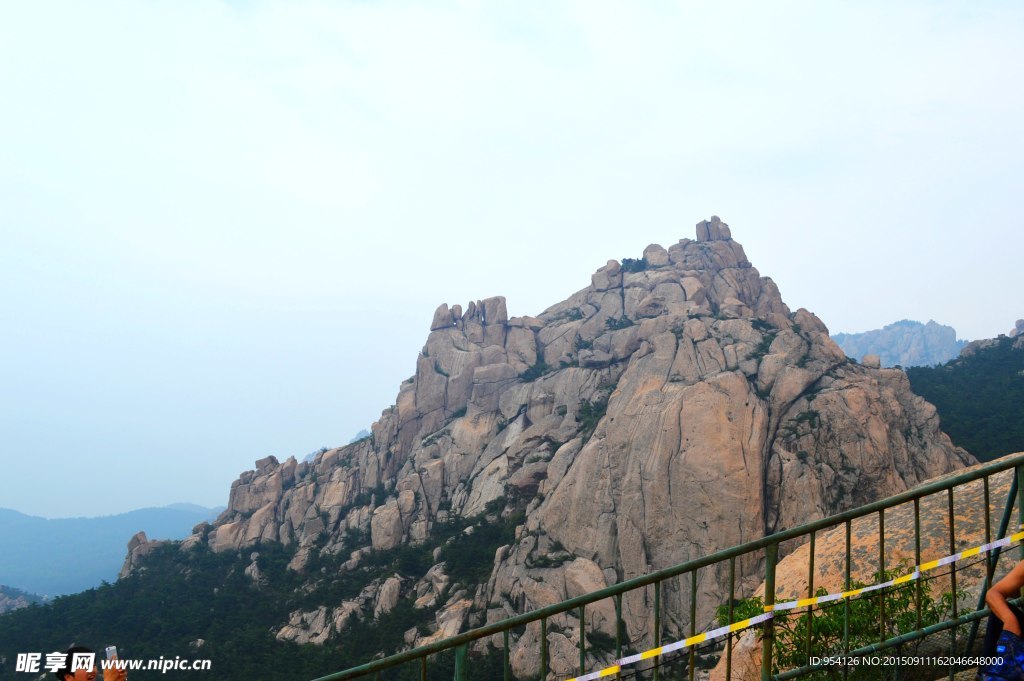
832,320,967,368
0,586,46,615
138,217,972,677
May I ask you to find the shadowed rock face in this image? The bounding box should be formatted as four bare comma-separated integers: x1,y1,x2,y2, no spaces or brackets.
140,217,973,677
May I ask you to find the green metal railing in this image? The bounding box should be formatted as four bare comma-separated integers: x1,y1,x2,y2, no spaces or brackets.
312,453,1024,681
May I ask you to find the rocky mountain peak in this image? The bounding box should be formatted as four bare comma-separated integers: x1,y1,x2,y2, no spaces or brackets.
696,215,732,241
142,217,972,676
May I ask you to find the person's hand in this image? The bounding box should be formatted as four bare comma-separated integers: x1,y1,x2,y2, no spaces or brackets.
103,666,126,681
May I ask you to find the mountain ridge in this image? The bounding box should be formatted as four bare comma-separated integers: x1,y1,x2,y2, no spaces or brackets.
116,216,973,676
832,319,967,368
0,504,222,596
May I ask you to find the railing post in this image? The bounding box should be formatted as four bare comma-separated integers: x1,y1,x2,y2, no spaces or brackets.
614,594,622,680
503,629,511,681
579,605,586,676
948,487,958,677
690,569,697,681
1017,465,1024,561
653,580,661,681
914,497,922,632
762,542,777,681
984,474,993,548
805,530,815,661
541,617,549,680
727,556,736,681
1017,463,1024,654
879,509,886,644
454,644,467,681
843,520,851,681
969,472,1019,652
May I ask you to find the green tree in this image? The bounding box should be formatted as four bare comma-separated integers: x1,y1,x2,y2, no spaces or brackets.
717,563,964,680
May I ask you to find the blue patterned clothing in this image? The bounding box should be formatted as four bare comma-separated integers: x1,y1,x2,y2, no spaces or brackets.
979,630,1024,680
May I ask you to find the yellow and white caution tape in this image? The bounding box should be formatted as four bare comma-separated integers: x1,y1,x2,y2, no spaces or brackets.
769,530,1024,613
567,529,1024,681
569,613,776,681
569,610,774,679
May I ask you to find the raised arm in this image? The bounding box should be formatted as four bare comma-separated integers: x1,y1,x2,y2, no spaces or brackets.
986,560,1024,635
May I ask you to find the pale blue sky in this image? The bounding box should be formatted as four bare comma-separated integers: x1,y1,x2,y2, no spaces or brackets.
2,1,1022,517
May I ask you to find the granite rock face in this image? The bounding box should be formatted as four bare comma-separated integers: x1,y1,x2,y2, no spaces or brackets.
143,217,972,674
119,531,166,579
959,333,1024,358
0,586,46,615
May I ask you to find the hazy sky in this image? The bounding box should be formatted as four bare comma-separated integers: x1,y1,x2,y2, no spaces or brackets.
2,1,1022,518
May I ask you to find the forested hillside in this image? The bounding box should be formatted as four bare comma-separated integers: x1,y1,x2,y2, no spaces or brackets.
907,335,1024,461
0,521,507,681
0,505,220,595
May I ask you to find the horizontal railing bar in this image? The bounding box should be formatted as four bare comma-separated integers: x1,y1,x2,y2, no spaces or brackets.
312,453,1024,681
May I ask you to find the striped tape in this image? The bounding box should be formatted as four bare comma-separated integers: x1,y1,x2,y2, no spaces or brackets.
769,530,1024,613
568,613,775,681
566,529,1024,681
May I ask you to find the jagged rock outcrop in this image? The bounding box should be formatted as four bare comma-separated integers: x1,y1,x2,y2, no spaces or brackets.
119,531,166,579
1009,320,1024,338
276,601,364,645
832,320,968,368
274,577,402,644
862,353,881,369
0,586,46,615
960,334,1024,358
153,217,972,676
408,594,474,647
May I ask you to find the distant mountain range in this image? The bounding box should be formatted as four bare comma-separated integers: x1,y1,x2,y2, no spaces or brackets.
832,319,967,368
0,504,222,597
